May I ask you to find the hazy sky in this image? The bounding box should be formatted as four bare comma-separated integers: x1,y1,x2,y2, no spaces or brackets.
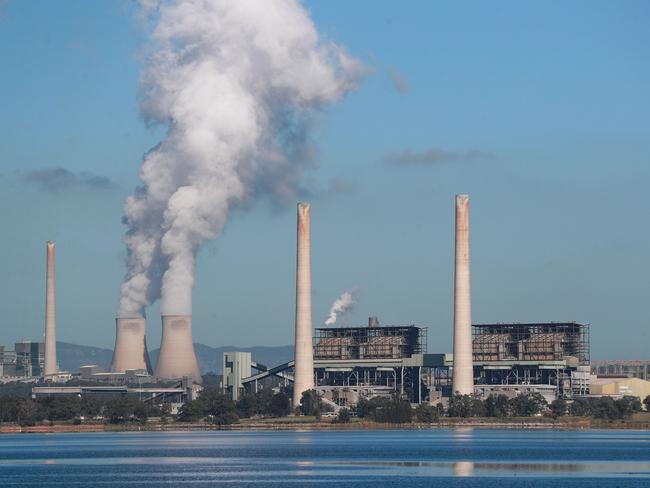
0,1,648,359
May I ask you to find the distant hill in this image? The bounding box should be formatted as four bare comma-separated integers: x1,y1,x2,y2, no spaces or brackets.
150,344,295,375
57,342,113,372
57,341,293,375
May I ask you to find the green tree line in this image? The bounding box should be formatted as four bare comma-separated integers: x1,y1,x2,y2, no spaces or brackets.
1,388,647,426
0,395,163,426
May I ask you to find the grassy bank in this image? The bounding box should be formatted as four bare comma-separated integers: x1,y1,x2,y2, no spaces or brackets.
2,412,649,434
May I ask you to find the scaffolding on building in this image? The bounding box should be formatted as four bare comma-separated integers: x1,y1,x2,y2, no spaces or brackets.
314,326,427,360
472,322,590,364
471,322,591,399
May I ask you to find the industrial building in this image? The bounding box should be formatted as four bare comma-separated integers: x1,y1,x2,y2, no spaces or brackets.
239,317,452,407
223,351,252,401
0,342,44,378
15,341,44,377
472,322,591,401
590,377,650,403
239,319,593,407
32,376,200,405
591,360,650,381
312,321,438,406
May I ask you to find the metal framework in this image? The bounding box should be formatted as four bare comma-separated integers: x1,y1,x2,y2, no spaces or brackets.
472,322,590,364
314,326,427,361
471,322,591,399
591,360,650,380
313,366,428,404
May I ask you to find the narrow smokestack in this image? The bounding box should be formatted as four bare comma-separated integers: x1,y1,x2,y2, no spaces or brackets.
293,202,314,407
43,241,57,377
452,194,474,395
155,315,201,383
111,316,152,374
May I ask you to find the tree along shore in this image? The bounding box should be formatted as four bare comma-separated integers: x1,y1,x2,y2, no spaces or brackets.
1,385,649,433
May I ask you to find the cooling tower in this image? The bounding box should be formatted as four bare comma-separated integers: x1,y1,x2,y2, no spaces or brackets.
110,316,152,373
43,241,58,377
154,315,201,383
293,202,314,407
452,194,474,395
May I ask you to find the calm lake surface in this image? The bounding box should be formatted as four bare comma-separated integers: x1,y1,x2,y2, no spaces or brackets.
0,429,649,487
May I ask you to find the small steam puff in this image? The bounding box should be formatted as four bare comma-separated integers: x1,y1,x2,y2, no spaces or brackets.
118,0,365,317
324,287,359,326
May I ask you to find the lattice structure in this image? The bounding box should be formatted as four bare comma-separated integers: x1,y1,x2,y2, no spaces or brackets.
313,326,427,360
591,360,650,380
472,322,590,364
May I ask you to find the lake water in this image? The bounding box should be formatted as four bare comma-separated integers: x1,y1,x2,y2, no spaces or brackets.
0,429,649,487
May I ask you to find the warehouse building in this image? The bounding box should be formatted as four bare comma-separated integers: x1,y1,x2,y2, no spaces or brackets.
590,377,650,403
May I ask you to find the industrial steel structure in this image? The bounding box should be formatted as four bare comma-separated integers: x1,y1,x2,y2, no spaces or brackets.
472,322,591,400
591,360,650,381
312,323,434,405
14,341,44,377
239,320,451,406
314,325,427,360
32,377,199,405
223,351,252,401
473,322,590,363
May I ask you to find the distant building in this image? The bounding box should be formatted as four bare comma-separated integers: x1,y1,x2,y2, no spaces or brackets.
591,360,650,381
590,377,650,403
14,341,44,377
79,365,105,380
223,352,252,401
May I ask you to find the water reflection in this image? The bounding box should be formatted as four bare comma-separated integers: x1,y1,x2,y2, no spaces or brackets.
2,430,650,486
451,426,474,443
453,461,474,477
342,460,650,477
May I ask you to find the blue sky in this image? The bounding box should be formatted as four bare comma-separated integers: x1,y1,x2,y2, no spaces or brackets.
0,1,648,359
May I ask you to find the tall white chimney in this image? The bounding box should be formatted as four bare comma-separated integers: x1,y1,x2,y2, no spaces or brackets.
43,241,58,377
293,202,314,407
155,315,201,383
111,316,152,374
452,194,474,395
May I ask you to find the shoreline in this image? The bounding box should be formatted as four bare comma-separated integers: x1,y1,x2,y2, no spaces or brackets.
2,416,649,434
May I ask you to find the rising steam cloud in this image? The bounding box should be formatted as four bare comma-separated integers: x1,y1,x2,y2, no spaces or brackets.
325,287,359,326
118,0,365,317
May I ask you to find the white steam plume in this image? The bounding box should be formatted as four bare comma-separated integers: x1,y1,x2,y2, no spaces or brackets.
118,0,365,317
324,287,359,326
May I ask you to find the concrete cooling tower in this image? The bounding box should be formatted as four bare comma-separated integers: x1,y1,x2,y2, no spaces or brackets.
154,315,201,383
293,202,315,407
452,194,474,395
110,316,152,373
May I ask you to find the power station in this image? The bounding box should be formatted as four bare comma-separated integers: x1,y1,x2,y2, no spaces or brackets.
235,194,593,407
6,194,604,410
